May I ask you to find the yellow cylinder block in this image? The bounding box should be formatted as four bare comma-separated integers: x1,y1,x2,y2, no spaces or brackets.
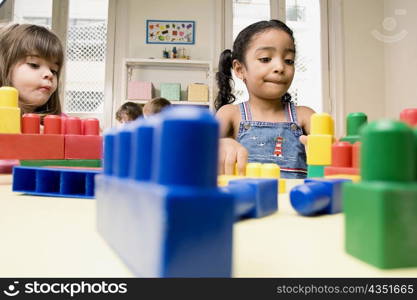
0,86,19,107
310,113,334,135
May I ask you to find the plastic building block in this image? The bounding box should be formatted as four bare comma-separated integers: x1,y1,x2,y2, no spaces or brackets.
340,112,367,144
324,141,359,176
160,83,181,101
0,133,65,159
12,166,100,198
20,159,101,168
0,86,21,134
96,107,234,277
217,162,285,193
400,108,417,127
344,120,417,269
187,83,208,102
0,160,19,174
128,81,153,100
306,113,334,165
324,174,360,182
290,178,350,216
64,117,102,159
307,165,324,178
224,178,278,219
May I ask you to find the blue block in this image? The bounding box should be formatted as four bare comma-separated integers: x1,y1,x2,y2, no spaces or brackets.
96,106,235,277
290,178,350,216
225,178,278,219
12,166,100,198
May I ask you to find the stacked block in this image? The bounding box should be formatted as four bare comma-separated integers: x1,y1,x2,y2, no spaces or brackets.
324,141,360,178
0,86,21,134
12,166,100,198
340,112,367,144
127,81,153,100
187,83,208,102
96,107,278,277
344,120,417,269
160,83,181,101
0,113,102,160
306,113,334,177
218,162,286,194
400,108,417,127
290,178,350,216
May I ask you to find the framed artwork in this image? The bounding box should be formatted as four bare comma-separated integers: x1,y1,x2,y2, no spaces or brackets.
146,20,195,44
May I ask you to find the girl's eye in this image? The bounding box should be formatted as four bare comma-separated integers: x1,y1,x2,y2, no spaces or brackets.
51,69,58,76
27,63,39,68
285,59,295,65
258,57,271,63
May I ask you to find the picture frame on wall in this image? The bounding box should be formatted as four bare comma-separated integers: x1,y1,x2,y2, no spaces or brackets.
146,20,195,44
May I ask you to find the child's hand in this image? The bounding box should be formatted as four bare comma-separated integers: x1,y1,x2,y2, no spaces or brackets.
218,138,248,175
299,135,308,145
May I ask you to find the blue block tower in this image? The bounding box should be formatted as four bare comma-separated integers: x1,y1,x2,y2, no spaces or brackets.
96,107,234,277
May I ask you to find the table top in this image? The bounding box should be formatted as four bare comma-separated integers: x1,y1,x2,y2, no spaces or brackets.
1,175,416,278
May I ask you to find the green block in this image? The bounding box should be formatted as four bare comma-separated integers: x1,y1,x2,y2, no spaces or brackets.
307,165,325,178
160,83,181,101
339,135,360,144
344,181,417,269
20,159,101,168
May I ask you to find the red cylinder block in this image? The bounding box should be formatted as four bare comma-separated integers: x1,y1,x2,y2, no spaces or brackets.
22,113,40,134
65,117,82,135
82,118,100,136
331,141,352,167
43,115,62,134
352,142,361,169
400,108,417,127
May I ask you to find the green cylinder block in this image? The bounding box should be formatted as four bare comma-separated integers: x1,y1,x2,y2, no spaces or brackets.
361,120,416,182
346,112,367,136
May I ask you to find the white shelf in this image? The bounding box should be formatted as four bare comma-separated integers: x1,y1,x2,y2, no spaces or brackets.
122,58,214,110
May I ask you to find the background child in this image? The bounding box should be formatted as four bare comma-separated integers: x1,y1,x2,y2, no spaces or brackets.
0,23,64,115
115,101,143,123
215,19,315,179
143,97,171,117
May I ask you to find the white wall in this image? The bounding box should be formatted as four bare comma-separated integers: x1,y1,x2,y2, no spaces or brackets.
342,0,385,123
384,0,417,119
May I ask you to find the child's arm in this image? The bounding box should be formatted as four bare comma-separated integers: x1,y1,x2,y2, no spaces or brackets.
297,106,316,145
216,105,248,175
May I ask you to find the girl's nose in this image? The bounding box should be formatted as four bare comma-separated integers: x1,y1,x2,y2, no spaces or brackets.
273,60,285,74
42,68,53,80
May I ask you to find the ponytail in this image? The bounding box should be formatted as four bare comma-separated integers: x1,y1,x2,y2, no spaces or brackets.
215,49,235,110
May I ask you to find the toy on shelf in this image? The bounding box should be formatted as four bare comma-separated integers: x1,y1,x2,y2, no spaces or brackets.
127,81,154,100
187,83,208,102
160,83,181,101
306,113,334,177
96,107,279,277
340,112,367,144
289,178,350,216
343,119,417,269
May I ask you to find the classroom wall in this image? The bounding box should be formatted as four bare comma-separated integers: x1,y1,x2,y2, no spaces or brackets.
342,0,385,122
127,0,215,61
384,0,417,119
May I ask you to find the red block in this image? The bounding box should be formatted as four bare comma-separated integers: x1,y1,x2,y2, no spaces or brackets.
64,135,103,159
324,166,360,176
0,134,64,159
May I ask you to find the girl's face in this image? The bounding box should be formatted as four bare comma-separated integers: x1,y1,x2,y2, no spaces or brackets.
233,29,295,101
11,55,59,112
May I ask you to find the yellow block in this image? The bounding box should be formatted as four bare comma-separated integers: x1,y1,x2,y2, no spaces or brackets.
218,175,244,187
0,107,21,133
246,162,262,177
0,86,19,107
187,83,208,102
310,113,334,135
325,174,361,183
279,179,286,194
260,163,280,178
307,134,332,165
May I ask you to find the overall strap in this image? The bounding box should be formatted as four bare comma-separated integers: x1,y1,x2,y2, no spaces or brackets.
239,101,252,121
284,101,298,124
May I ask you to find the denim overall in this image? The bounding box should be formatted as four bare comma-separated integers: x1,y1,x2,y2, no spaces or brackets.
237,100,307,179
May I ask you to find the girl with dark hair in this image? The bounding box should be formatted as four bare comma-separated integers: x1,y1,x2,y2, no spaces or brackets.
215,20,315,179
